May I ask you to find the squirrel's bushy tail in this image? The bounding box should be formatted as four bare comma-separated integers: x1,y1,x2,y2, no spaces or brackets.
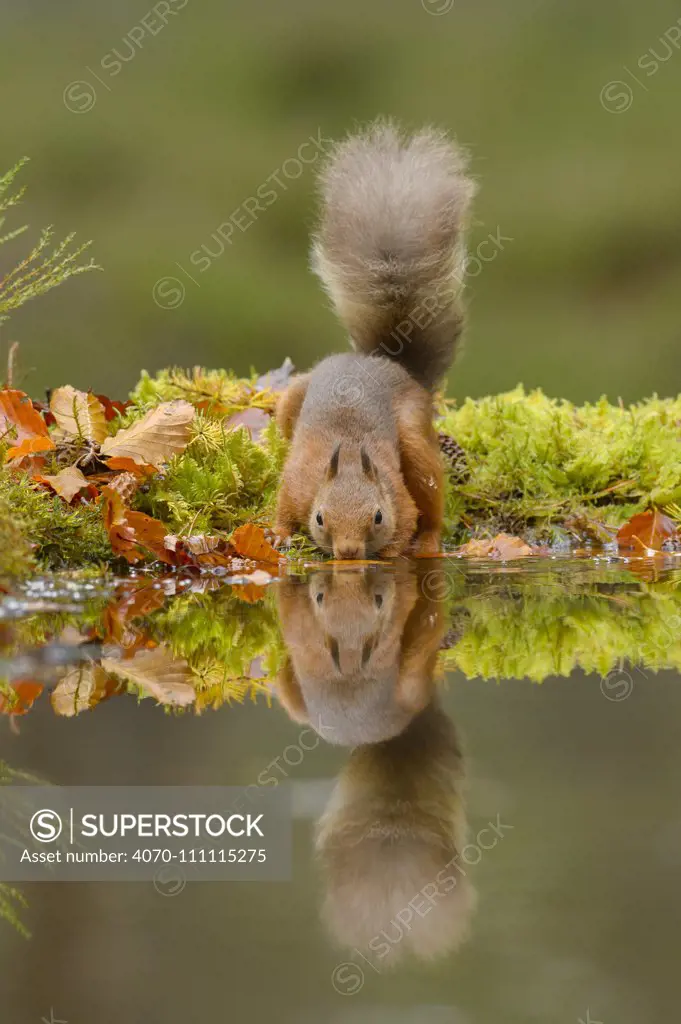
311,120,476,390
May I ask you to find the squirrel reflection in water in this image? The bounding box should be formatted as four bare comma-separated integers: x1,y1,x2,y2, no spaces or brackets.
275,568,476,967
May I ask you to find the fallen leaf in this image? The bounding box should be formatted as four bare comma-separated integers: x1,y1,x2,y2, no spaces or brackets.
226,408,271,443
617,509,676,553
0,681,44,716
101,646,196,706
255,357,295,393
491,534,535,560
31,399,56,428
102,456,156,477
125,511,176,563
35,465,90,502
457,533,534,560
95,394,132,421
50,386,108,444
0,388,50,444
6,435,56,460
100,400,194,469
455,538,496,558
231,523,280,564
100,486,144,564
51,665,118,717
103,583,166,647
164,532,235,568
230,571,272,603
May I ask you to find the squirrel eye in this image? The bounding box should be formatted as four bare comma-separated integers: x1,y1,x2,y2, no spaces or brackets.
316,511,324,527
374,509,383,525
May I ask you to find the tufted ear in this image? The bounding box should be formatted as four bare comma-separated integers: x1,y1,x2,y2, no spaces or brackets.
360,445,377,480
327,443,341,480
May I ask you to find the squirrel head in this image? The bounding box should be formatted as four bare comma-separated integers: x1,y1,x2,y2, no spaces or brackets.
309,444,396,559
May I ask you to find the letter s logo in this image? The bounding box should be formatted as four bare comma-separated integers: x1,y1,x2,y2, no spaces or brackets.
29,809,63,843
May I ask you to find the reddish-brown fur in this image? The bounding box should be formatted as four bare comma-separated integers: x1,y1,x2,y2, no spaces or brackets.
275,121,475,558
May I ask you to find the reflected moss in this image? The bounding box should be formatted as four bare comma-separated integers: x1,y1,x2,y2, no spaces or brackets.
441,573,681,681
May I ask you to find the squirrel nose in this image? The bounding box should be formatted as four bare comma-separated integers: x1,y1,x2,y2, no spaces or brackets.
335,542,364,561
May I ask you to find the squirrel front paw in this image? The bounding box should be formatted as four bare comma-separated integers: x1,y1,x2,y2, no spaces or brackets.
271,529,294,552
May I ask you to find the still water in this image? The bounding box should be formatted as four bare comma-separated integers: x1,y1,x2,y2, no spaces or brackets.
1,558,680,1023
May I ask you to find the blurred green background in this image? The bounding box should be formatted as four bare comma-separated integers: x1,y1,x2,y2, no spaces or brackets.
1,0,680,403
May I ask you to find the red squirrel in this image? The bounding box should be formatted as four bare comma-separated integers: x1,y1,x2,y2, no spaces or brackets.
274,120,476,558
275,566,446,746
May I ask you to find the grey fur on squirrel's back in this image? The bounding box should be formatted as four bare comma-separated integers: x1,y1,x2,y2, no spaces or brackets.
311,120,476,391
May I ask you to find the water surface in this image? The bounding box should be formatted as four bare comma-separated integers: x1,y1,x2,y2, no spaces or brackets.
1,557,680,1023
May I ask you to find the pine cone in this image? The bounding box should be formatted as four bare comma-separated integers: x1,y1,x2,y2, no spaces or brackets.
438,433,469,482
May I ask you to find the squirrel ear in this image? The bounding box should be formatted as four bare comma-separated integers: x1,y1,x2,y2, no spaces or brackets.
327,443,341,480
360,445,376,480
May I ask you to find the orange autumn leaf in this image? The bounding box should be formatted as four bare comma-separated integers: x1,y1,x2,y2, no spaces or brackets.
100,399,194,469
231,523,280,564
35,465,90,502
100,486,175,565
95,394,132,422
6,435,56,460
164,533,236,568
50,386,108,444
0,388,50,444
457,533,535,560
103,583,166,647
0,681,44,716
125,511,176,564
616,509,676,553
103,456,156,477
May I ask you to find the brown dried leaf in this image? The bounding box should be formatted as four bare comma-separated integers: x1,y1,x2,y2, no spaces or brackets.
164,533,235,568
101,646,196,706
491,534,535,560
616,509,676,553
226,408,271,443
455,538,496,558
50,386,108,444
255,357,295,393
231,523,280,565
103,456,156,477
0,681,43,716
103,583,167,648
0,388,50,443
100,399,194,469
51,665,118,717
100,486,175,564
95,394,132,421
458,533,534,560
35,465,90,502
6,435,56,460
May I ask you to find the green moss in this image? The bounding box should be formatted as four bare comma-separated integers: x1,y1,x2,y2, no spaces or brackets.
439,387,681,543
0,488,35,578
5,370,681,570
0,469,111,570
135,416,287,534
